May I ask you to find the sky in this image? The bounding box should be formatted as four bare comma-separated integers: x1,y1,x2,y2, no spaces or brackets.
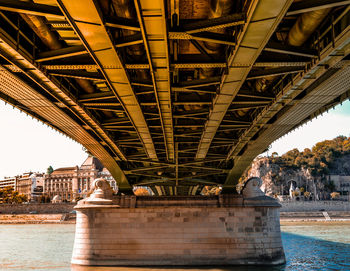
0,102,86,178
263,99,350,156
0,99,349,179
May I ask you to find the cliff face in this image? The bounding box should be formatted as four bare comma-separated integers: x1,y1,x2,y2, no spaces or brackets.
247,157,327,197
245,136,350,197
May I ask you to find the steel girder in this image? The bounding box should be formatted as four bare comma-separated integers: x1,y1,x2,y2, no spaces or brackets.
0,0,349,195
195,0,294,160
134,0,175,162
57,0,158,161
224,20,350,192
0,42,132,192
0,0,63,19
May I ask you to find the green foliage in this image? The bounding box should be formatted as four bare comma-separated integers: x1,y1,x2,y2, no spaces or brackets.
304,191,311,198
201,186,221,195
330,191,340,199
0,187,28,204
271,152,279,158
292,191,299,197
47,166,54,174
273,136,350,177
324,181,335,192
39,195,51,203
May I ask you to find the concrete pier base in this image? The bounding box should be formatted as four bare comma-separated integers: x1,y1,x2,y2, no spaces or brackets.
72,178,285,266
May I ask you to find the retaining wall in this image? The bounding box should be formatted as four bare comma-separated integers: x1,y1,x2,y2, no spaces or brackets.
280,200,350,212
0,203,75,214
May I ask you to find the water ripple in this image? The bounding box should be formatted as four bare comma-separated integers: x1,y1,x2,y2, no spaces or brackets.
0,222,349,271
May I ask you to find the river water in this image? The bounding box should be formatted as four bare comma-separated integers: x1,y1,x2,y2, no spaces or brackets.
0,222,349,271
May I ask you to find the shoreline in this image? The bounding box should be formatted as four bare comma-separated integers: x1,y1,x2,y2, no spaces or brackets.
280,218,350,223
281,220,350,226
1,211,350,224
0,214,75,224
0,221,75,224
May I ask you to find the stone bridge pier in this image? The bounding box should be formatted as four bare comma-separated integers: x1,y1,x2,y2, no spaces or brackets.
71,178,285,266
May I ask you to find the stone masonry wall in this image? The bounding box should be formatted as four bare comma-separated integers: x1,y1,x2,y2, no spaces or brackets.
280,201,350,212
72,206,284,266
0,203,75,214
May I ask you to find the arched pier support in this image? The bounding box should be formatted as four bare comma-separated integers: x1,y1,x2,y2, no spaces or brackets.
72,178,285,266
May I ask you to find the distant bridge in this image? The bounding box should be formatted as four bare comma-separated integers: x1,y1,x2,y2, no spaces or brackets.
0,0,349,195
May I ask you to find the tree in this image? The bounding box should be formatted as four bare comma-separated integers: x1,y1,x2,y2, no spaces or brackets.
324,181,335,192
202,186,221,195
39,195,46,203
292,191,299,197
304,191,311,198
0,188,28,204
133,187,150,196
330,192,340,200
47,166,54,174
271,152,279,158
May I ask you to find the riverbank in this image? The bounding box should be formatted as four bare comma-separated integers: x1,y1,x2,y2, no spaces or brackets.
280,211,350,222
1,211,350,224
281,220,350,226
0,214,75,224
0,203,75,214
0,200,349,224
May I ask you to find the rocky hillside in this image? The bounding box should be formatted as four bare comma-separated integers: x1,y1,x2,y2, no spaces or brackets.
248,157,321,197
245,136,350,197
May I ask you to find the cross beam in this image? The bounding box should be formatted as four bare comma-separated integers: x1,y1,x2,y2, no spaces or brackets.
0,0,64,19
264,41,318,58
36,46,87,62
182,13,245,34
287,0,350,16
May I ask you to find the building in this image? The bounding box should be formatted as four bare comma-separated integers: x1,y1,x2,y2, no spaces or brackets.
0,177,17,190
16,172,45,201
0,156,116,202
44,167,76,202
44,156,117,202
16,172,34,200
0,173,44,202
30,173,45,201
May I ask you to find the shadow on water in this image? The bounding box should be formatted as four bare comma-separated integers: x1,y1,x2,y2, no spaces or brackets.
71,265,283,271
70,232,350,271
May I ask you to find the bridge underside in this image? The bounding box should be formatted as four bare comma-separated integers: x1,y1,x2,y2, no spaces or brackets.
0,0,349,195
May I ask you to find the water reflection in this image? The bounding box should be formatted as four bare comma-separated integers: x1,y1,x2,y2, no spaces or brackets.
71,230,350,271
71,266,283,271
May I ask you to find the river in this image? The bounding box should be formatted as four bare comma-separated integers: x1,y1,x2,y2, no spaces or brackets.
0,222,349,271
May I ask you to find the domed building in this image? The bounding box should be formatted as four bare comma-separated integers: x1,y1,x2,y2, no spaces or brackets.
44,156,117,202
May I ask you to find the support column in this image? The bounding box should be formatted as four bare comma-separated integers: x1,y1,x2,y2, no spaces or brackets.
72,177,285,266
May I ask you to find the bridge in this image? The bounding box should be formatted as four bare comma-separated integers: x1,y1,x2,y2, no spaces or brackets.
0,0,349,197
